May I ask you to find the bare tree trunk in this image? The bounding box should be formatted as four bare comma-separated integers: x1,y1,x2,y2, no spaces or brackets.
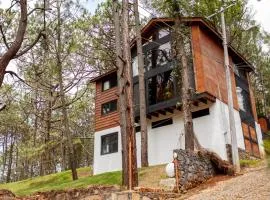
122,0,138,189
173,3,195,150
112,0,128,186
2,135,7,179
133,0,148,167
56,0,78,180
6,136,14,183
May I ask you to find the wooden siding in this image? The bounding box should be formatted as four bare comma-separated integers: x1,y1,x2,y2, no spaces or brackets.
191,25,239,110
241,122,260,158
95,79,119,132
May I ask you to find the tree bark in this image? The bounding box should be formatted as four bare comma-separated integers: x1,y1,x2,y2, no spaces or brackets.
6,136,14,183
173,3,195,150
112,0,129,186
0,0,27,86
134,0,148,167
122,0,138,189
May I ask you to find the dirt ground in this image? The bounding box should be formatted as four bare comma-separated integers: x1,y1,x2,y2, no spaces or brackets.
179,164,270,200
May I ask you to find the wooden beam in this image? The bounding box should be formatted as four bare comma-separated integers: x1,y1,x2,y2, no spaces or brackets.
199,98,207,104
165,107,174,114
193,101,199,107
176,106,182,111
151,112,159,118
158,110,166,115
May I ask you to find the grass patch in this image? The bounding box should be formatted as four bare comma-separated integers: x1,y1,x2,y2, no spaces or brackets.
240,159,261,168
0,167,121,197
0,165,167,197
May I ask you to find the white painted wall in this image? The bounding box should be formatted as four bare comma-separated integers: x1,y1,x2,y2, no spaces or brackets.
93,99,246,174
255,122,265,157
93,126,142,175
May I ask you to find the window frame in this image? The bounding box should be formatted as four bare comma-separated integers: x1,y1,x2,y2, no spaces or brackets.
101,99,118,116
101,74,117,92
101,132,118,155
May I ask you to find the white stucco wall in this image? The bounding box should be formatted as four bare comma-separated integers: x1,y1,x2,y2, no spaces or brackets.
255,122,265,157
93,126,142,175
93,99,246,174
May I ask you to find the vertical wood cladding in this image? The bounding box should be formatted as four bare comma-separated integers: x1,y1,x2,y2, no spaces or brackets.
95,79,119,132
191,25,239,110
242,122,260,157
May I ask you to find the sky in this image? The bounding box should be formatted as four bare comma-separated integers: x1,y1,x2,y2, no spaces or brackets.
0,0,269,32
85,0,270,33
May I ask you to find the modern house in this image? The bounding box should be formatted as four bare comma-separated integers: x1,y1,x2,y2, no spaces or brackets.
90,17,264,175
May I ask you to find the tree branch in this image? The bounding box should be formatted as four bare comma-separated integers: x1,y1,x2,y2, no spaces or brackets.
5,70,31,87
0,25,9,49
14,31,44,59
27,8,51,16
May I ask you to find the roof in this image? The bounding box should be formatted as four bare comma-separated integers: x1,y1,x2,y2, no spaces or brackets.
90,17,254,82
89,69,117,83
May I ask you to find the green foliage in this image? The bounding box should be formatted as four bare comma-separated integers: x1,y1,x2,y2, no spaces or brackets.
263,139,270,155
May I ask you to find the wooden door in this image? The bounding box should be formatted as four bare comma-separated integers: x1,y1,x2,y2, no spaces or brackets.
242,123,260,157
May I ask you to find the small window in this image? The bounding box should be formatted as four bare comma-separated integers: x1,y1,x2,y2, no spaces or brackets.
152,118,173,129
135,126,141,133
102,74,117,91
101,100,117,115
192,108,210,119
101,132,118,155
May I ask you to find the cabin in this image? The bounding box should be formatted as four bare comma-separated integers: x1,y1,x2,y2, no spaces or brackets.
90,17,264,175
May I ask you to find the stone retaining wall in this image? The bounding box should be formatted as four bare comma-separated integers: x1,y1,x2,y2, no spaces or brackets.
174,149,215,191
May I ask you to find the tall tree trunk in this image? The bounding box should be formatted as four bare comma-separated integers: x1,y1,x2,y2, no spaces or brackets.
173,3,195,150
134,0,148,167
56,0,78,180
6,136,14,183
112,0,129,186
122,0,138,189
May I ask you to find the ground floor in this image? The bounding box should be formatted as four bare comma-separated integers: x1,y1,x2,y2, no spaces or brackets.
93,99,264,175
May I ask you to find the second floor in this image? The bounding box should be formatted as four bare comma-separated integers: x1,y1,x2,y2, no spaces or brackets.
91,17,257,132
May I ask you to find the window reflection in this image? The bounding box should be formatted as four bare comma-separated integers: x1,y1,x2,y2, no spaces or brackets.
148,70,174,105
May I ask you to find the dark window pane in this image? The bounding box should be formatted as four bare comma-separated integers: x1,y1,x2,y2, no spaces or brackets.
102,73,117,91
101,132,118,155
148,70,174,105
192,108,210,119
101,100,117,115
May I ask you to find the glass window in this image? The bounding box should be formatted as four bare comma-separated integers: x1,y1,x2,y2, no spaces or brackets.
102,74,117,91
101,132,118,155
132,56,139,77
148,70,175,105
101,100,117,115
